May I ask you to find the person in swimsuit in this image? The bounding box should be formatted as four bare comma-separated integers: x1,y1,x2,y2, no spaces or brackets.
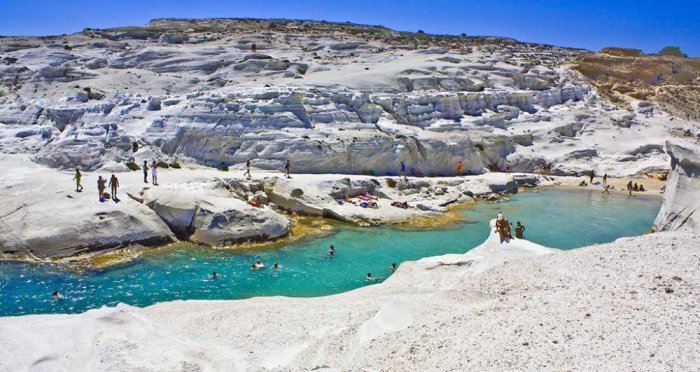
515,222,525,239
244,159,252,179
97,176,106,202
151,161,158,185
73,169,83,192
109,174,119,200
328,244,336,258
143,161,149,183
457,161,464,177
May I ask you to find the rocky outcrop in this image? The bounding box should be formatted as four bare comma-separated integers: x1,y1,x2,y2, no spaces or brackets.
0,155,175,259
141,182,290,245
653,141,700,231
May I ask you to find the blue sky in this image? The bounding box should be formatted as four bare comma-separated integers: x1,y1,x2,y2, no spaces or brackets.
1,0,698,56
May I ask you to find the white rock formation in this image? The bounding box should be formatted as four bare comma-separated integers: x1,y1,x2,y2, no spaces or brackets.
2,19,696,177
0,154,175,259
141,181,290,245
653,141,700,231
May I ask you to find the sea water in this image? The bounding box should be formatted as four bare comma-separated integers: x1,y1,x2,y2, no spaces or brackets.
0,189,661,316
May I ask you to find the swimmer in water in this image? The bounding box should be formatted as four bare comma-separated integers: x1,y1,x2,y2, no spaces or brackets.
328,244,336,258
273,262,279,270
51,291,62,300
365,273,378,282
390,262,397,273
210,271,218,279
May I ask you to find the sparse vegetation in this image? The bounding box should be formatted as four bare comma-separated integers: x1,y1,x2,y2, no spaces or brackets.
125,161,140,171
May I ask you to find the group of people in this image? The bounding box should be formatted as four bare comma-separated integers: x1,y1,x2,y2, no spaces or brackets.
579,171,648,196
495,212,525,244
72,159,163,202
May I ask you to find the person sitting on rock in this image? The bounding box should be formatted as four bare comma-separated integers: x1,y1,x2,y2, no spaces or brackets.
578,180,587,187
97,176,107,202
73,168,83,192
639,184,646,192
515,221,525,239
633,183,639,192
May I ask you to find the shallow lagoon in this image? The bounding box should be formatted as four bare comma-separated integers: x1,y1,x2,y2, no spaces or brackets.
0,189,660,316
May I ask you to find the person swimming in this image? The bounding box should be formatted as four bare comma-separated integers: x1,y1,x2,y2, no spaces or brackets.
390,262,397,273
210,271,218,279
51,291,62,300
365,273,378,281
273,262,279,270
328,244,336,258
254,259,265,269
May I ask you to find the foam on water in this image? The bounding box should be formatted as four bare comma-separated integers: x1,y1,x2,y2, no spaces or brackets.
0,189,660,316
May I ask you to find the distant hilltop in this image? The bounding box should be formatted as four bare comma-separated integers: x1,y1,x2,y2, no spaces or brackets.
82,17,567,51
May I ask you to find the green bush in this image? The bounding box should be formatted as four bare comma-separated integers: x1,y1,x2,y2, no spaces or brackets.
156,161,169,169
386,178,397,188
125,161,140,171
217,166,229,171
170,162,181,169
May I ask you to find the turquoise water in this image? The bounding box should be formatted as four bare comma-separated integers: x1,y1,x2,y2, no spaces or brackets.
0,189,660,317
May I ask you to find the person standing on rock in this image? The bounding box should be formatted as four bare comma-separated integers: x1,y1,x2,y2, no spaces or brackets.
151,161,159,186
97,176,107,202
515,221,525,239
505,161,511,174
589,170,595,184
143,161,149,184
457,160,464,177
400,161,407,180
109,174,120,201
251,42,257,52
284,160,291,178
603,173,608,186
73,168,83,192
244,159,252,180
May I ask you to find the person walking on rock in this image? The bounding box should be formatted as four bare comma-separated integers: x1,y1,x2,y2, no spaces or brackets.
151,161,158,185
143,161,149,184
284,160,291,178
109,174,120,200
97,176,107,202
457,160,464,177
244,159,252,180
73,168,83,192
